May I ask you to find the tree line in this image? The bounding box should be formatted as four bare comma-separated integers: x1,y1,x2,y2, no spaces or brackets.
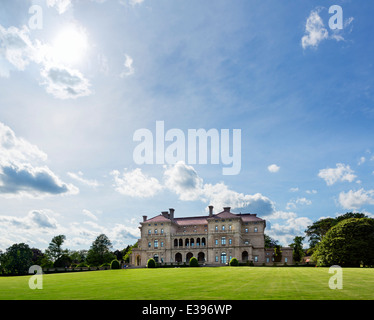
266,212,374,267
0,233,137,275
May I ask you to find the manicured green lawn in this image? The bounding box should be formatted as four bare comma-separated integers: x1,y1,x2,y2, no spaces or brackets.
1,267,373,300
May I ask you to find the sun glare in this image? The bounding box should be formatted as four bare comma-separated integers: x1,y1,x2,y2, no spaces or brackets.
51,24,88,65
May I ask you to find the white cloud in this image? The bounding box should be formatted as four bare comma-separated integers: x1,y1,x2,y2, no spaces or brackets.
46,0,72,14
338,188,374,210
0,122,78,198
0,23,91,99
82,209,99,221
164,161,203,201
301,8,354,50
111,168,163,198
267,164,280,173
289,187,299,192
301,9,329,49
286,197,312,210
318,163,356,186
120,54,135,77
67,171,99,187
40,64,91,99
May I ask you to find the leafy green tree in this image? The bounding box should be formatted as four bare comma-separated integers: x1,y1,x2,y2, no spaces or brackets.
86,234,115,266
45,235,67,262
31,248,45,266
1,243,33,275
289,236,305,263
264,234,278,248
312,218,374,267
305,213,367,253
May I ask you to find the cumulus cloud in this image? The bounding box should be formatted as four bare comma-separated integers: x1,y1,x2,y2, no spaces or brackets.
301,8,354,50
111,168,164,198
318,163,356,186
82,209,99,221
267,164,280,173
40,65,91,99
0,24,91,99
0,122,78,198
301,9,329,49
286,197,312,210
164,162,203,201
46,0,72,14
338,188,374,210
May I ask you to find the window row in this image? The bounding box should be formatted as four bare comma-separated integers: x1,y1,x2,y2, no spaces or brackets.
148,229,164,235
173,238,206,248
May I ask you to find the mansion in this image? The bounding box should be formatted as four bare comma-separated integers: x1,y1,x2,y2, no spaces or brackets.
130,206,293,266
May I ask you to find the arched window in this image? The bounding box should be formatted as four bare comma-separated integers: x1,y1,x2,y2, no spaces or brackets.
196,238,200,247
190,238,194,247
242,251,249,262
185,238,190,247
175,253,182,263
201,237,206,246
179,239,183,247
198,252,205,262
174,239,178,247
186,252,193,263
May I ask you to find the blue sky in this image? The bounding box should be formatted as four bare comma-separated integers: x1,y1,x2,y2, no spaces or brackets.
0,0,373,250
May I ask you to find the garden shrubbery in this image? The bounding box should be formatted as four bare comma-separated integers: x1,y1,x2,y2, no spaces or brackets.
189,257,199,267
147,258,156,268
111,259,120,269
229,257,239,266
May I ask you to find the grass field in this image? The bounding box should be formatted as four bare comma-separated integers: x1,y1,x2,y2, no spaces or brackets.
1,267,373,300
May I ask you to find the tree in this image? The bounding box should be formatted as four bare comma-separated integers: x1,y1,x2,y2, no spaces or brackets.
45,235,67,262
289,236,305,263
1,243,33,275
264,234,278,248
305,213,368,253
273,245,282,262
86,234,115,266
312,218,374,267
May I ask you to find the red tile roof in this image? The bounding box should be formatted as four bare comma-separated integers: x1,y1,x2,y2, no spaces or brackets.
142,209,264,225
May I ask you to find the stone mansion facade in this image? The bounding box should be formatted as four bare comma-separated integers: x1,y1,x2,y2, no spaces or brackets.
130,206,293,266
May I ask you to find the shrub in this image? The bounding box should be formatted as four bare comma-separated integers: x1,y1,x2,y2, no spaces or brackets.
229,257,239,266
111,259,120,269
189,257,199,267
147,258,156,268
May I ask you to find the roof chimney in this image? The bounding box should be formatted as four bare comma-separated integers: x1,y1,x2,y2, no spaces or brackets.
223,207,231,212
169,208,175,221
208,205,214,217
161,211,169,218
142,215,147,222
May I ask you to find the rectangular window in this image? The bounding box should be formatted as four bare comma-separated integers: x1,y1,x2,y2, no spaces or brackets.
254,256,258,262
254,227,258,233
285,257,288,263
148,242,151,248
266,257,270,263
148,230,151,234
221,237,226,245
229,238,232,245
245,228,248,233
161,241,164,247
222,225,225,231
161,229,164,234
215,226,218,232
154,240,158,248
154,229,158,234
215,256,219,262
229,225,232,230
215,239,218,245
